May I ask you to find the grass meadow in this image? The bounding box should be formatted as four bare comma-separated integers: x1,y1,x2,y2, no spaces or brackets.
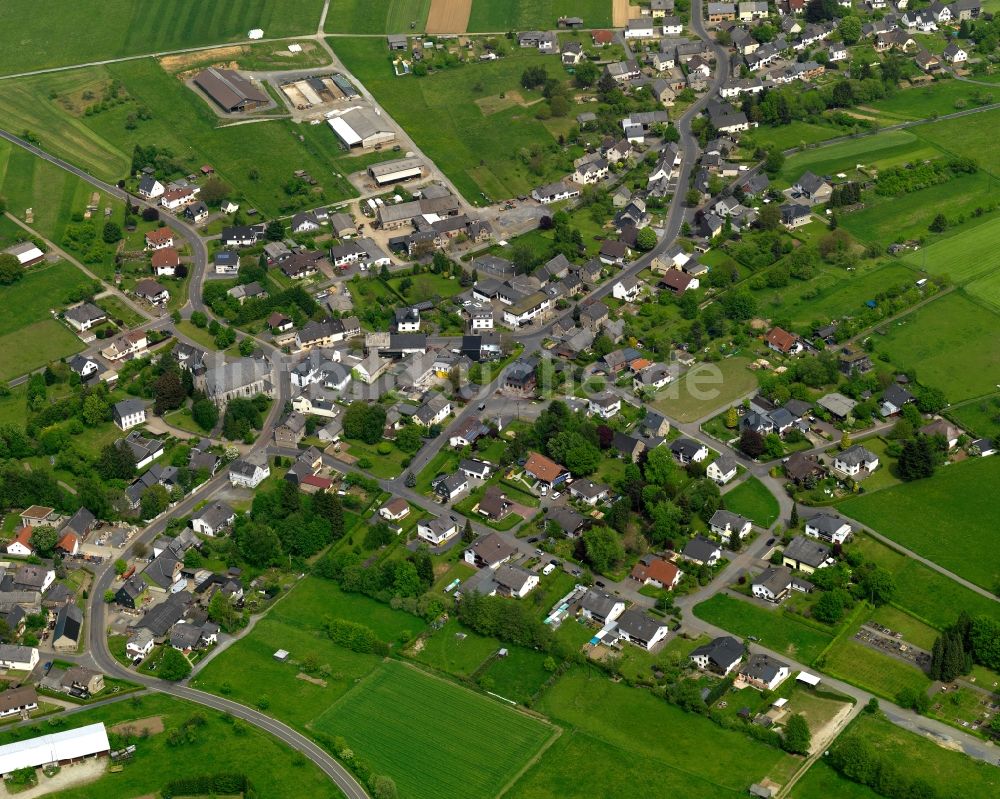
0,59,363,216
840,456,1000,592
0,693,344,799
324,0,431,33
693,593,835,664
946,395,1000,440
467,0,613,31
753,261,922,330
0,259,93,381
723,476,780,527
872,291,1000,404
535,667,799,792
313,660,555,799
330,37,570,202
902,215,1000,284
820,638,931,702
0,0,325,76
651,356,758,423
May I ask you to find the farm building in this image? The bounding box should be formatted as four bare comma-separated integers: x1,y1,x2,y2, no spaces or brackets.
3,241,45,266
328,107,395,149
193,68,269,113
368,157,424,186
0,722,110,775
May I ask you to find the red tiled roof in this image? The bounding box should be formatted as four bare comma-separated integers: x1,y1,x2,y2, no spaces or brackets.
301,475,334,489
593,30,614,43
765,327,798,353
57,532,78,553
523,451,566,484
145,228,173,244
660,270,695,292
632,558,680,586
11,526,33,550
151,248,179,267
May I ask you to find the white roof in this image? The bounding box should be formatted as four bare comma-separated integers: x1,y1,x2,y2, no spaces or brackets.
0,723,109,774
796,671,821,686
7,244,44,265
328,116,361,147
248,28,264,39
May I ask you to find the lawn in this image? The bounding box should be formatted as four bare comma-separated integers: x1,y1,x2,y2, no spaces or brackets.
468,0,612,30
96,295,145,327
752,261,922,330
331,38,571,203
0,0,326,76
776,130,933,188
0,259,95,381
850,534,1000,628
966,270,1000,314
947,394,1000,440
651,356,758,424
866,605,939,650
324,0,431,33
0,693,344,799
386,272,460,304
872,291,1000,404
722,476,779,527
902,214,1000,285
313,659,554,799
0,60,362,216
346,439,408,478
820,638,931,702
693,593,834,664
751,119,845,152
479,645,552,704
792,759,884,799
536,667,799,792
409,617,499,676
839,455,1000,592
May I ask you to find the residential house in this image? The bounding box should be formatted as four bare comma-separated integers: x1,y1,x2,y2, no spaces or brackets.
229,455,270,489
433,472,469,503
5,528,34,557
0,687,38,718
63,302,107,333
709,510,752,542
781,203,812,229
464,533,518,569
116,575,147,609
630,555,683,590
588,392,621,420
753,565,813,603
0,645,38,672
805,513,851,544
459,458,492,481
126,629,155,659
706,456,738,485
682,535,722,566
765,327,803,355
53,604,83,651
417,516,459,546
379,497,410,522
833,445,880,476
690,636,743,675
214,250,240,275
190,502,235,537
144,228,174,250
616,609,669,651
522,451,569,490
113,399,146,431
531,181,580,204
493,565,538,599
921,418,961,449
579,589,626,624
793,171,833,205
880,383,914,416
670,437,709,464
782,536,833,574
739,653,791,691
570,480,610,506
477,486,512,522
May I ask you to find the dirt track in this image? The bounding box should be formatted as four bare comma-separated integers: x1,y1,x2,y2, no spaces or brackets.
426,0,472,34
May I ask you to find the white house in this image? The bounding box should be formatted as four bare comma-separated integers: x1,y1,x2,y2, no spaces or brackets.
5,528,34,557
833,445,880,476
580,589,626,624
690,636,744,675
531,181,580,204
126,629,155,659
805,514,852,545
0,645,39,671
709,510,752,542
739,653,791,691
112,399,146,431
612,278,641,302
417,517,459,546
706,457,738,485
379,498,410,522
494,564,539,599
229,457,270,489
588,392,621,420
616,609,669,651
190,502,235,537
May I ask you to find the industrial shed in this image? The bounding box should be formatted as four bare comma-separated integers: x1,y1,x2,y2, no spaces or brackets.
327,107,395,149
0,723,110,775
368,157,423,185
193,68,269,113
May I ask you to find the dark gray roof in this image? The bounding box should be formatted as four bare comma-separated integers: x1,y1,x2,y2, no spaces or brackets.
754,565,793,596
740,653,788,683
710,510,749,531
682,535,720,562
690,635,743,668
807,513,848,535
54,604,83,643
616,608,667,642
783,536,831,568
580,589,621,618
836,445,877,467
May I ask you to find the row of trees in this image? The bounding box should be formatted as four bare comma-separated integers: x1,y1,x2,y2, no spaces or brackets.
930,611,1000,682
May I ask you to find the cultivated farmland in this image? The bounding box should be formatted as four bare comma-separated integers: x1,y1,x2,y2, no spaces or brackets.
0,0,326,76
839,456,1000,592
313,660,554,799
467,0,612,31
872,292,1000,404
325,0,432,34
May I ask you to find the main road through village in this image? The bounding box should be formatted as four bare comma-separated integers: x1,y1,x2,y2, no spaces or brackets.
1,1,996,794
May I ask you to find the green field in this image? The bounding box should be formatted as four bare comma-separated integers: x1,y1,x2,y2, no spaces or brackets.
777,130,934,188
410,618,502,676
693,593,834,664
722,476,779,527
313,660,554,799
821,638,931,701
0,0,325,76
902,214,1000,285
840,456,1000,592
0,59,362,216
873,292,1000,404
965,270,1000,314
792,759,884,799
652,356,758,423
325,0,431,33
851,534,1000,627
536,667,798,792
0,259,94,381
947,395,1000,439
749,120,845,152
331,37,569,202
911,105,1000,179
467,0,613,31
479,645,552,704
0,693,344,799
